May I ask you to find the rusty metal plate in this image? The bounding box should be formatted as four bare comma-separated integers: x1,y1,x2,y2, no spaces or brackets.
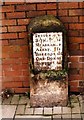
33,32,63,70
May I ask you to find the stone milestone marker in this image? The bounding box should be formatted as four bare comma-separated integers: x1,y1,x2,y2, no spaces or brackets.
28,15,68,107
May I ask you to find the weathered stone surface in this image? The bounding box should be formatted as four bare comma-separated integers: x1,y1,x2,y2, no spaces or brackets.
28,15,68,107
28,15,68,71
30,78,68,107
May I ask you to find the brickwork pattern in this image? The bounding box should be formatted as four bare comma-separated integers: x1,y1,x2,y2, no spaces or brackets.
1,1,84,93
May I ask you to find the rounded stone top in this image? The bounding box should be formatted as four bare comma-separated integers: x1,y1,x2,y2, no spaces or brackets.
28,15,66,33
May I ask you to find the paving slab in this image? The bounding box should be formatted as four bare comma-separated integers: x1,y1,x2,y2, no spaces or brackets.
44,107,52,115
53,107,62,115
62,107,71,114
2,96,12,105
34,108,43,115
81,114,84,120
15,115,51,120
25,107,34,115
11,95,19,105
2,105,16,118
72,106,81,114
16,105,25,115
62,114,71,120
71,102,79,108
72,114,81,120
53,115,61,120
70,95,79,103
80,102,84,113
18,96,29,105
26,99,30,107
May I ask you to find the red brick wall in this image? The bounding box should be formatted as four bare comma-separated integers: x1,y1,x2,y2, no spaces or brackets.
1,2,84,93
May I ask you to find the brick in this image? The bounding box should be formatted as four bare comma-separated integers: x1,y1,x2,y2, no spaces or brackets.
58,2,78,9
0,13,5,20
60,16,78,23
8,26,26,32
16,4,36,11
69,37,83,43
58,10,68,16
2,27,7,33
70,87,79,92
17,19,30,25
2,52,9,58
79,57,84,62
37,3,57,10
18,32,27,38
22,71,29,76
4,71,22,77
1,6,14,13
70,62,83,69
2,33,18,39
12,64,29,71
5,2,25,5
79,81,84,86
69,68,79,75
70,62,79,68
69,43,79,50
80,44,84,50
68,30,79,36
69,56,79,62
26,0,45,2
14,88,30,93
9,51,28,58
79,16,84,22
79,69,84,75
2,46,10,53
6,12,25,19
27,11,46,18
70,81,79,87
70,50,84,56
2,20,16,26
64,23,68,30
23,81,30,87
2,81,23,88
79,2,84,8
69,75,83,81
69,9,83,16
2,40,8,45
9,39,28,45
47,10,57,16
80,30,84,37
69,23,83,30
